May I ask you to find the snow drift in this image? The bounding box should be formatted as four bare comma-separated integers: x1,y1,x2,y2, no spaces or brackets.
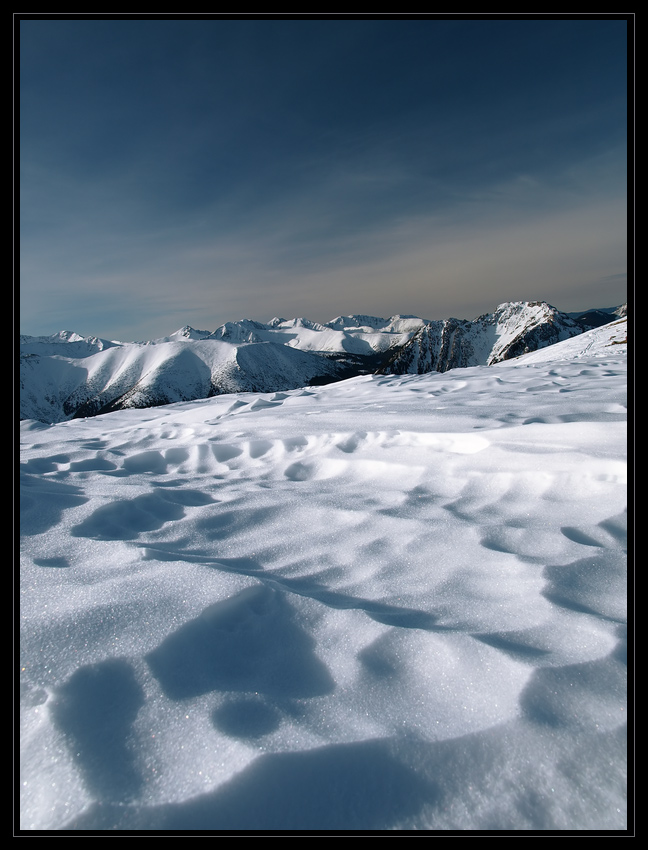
19,319,627,831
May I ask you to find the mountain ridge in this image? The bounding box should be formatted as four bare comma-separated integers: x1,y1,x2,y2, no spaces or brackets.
20,301,627,423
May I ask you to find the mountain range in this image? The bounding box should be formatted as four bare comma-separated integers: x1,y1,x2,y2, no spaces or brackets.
20,301,627,423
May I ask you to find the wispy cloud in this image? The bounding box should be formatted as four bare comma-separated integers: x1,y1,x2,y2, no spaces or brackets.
21,153,627,340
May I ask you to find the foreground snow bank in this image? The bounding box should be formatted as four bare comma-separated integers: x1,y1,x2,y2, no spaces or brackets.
19,327,627,831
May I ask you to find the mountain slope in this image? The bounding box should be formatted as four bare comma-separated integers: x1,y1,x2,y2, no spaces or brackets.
20,338,346,423
516,316,627,362
380,302,590,375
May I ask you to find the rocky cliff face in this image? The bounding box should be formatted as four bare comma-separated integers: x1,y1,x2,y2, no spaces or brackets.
380,302,590,374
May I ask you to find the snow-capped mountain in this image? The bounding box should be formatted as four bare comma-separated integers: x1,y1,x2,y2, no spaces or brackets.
19,330,121,358
380,301,597,375
205,314,427,363
158,326,214,342
20,301,626,423
19,338,347,424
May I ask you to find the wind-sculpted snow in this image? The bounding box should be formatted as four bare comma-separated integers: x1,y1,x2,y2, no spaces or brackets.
19,329,627,831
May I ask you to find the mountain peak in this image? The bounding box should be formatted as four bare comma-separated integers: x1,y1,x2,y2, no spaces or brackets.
168,325,213,341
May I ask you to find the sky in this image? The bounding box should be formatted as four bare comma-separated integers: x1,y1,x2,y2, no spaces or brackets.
19,16,629,342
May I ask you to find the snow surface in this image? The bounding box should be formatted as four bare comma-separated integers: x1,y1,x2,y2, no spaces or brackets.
19,322,628,831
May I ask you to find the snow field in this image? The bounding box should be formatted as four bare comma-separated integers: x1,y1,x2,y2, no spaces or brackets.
19,340,627,831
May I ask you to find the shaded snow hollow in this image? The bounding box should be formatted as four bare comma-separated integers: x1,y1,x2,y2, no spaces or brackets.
19,321,628,831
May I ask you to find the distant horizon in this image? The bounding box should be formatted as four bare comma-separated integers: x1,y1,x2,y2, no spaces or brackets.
20,296,627,344
20,16,629,343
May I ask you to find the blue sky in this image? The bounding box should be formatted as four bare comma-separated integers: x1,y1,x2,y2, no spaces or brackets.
19,16,629,341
